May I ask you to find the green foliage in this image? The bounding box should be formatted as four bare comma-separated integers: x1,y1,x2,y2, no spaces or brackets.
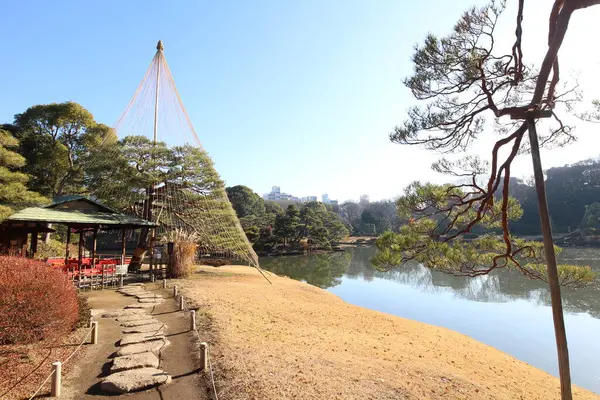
579,202,600,236
34,238,77,261
226,185,265,218
10,102,116,197
340,199,398,236
0,129,47,220
265,201,284,216
225,188,349,251
274,205,300,245
373,183,595,288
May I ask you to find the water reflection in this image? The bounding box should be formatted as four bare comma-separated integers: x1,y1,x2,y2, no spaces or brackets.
260,246,600,393
261,246,600,319
260,251,352,288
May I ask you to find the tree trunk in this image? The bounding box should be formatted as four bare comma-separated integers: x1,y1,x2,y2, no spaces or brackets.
129,186,154,272
42,224,52,243
528,117,572,400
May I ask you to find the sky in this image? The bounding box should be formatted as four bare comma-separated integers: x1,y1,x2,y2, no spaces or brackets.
2,0,600,202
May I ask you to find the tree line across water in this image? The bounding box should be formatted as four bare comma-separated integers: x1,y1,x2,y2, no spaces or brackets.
3,101,600,247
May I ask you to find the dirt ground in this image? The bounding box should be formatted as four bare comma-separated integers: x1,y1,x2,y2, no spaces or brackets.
178,265,600,400
0,326,93,400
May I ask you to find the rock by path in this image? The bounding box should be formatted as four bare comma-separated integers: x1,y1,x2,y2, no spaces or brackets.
120,318,160,327
100,368,172,394
135,293,164,299
111,352,160,373
138,298,165,304
122,323,166,334
120,332,165,346
117,338,170,356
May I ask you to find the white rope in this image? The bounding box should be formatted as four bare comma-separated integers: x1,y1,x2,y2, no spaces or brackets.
27,370,54,400
63,325,95,364
82,42,268,281
26,324,95,399
208,354,219,400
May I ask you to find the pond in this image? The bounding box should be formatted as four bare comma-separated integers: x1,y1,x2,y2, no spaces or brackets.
259,246,600,394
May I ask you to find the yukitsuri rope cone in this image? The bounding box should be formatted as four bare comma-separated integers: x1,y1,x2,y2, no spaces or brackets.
85,41,269,282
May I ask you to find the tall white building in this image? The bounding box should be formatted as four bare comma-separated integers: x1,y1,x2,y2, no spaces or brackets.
322,194,330,204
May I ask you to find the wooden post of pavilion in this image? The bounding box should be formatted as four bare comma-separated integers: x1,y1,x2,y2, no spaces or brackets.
91,228,99,288
121,229,127,265
78,229,84,288
30,229,38,258
65,227,71,265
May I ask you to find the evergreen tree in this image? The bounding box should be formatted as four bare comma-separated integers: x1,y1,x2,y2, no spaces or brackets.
0,129,46,220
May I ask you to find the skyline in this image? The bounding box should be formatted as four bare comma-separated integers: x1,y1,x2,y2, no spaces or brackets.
2,1,600,202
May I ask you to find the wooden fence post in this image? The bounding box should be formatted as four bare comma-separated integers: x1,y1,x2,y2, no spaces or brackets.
199,342,208,371
91,321,98,345
190,310,196,331
51,361,62,397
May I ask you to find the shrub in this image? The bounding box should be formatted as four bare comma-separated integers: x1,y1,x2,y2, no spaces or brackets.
34,237,77,260
163,229,198,278
0,256,79,345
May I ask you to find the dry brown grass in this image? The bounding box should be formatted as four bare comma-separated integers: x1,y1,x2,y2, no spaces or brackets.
0,327,92,400
163,229,198,278
181,265,599,400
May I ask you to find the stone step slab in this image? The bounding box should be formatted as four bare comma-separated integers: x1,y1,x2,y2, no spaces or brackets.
117,314,155,322
122,323,166,334
135,293,164,299
119,290,147,296
120,318,160,328
120,332,165,346
138,298,165,304
101,309,147,318
110,352,160,373
101,368,171,394
126,283,146,287
125,304,157,309
117,339,170,356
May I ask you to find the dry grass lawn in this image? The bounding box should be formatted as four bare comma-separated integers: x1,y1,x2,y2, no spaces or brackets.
0,327,91,400
180,265,599,400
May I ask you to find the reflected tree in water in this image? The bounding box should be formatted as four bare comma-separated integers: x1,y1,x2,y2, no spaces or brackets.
260,252,352,289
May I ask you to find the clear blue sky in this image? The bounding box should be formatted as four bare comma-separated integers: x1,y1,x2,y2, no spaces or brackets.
2,1,600,202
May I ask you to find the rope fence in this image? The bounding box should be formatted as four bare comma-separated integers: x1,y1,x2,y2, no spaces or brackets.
25,321,98,399
173,287,219,400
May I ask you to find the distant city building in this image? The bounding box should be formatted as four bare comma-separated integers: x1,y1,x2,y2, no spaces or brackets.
264,186,302,202
263,186,331,204
330,200,338,206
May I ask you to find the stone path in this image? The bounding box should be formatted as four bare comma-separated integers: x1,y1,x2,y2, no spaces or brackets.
99,284,172,394
60,283,206,399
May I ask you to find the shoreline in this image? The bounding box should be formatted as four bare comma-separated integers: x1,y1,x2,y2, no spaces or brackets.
179,265,598,399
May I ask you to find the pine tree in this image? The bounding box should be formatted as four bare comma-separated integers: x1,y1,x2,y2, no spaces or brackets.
0,129,47,220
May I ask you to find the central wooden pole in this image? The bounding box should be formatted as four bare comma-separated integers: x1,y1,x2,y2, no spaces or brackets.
528,117,572,399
